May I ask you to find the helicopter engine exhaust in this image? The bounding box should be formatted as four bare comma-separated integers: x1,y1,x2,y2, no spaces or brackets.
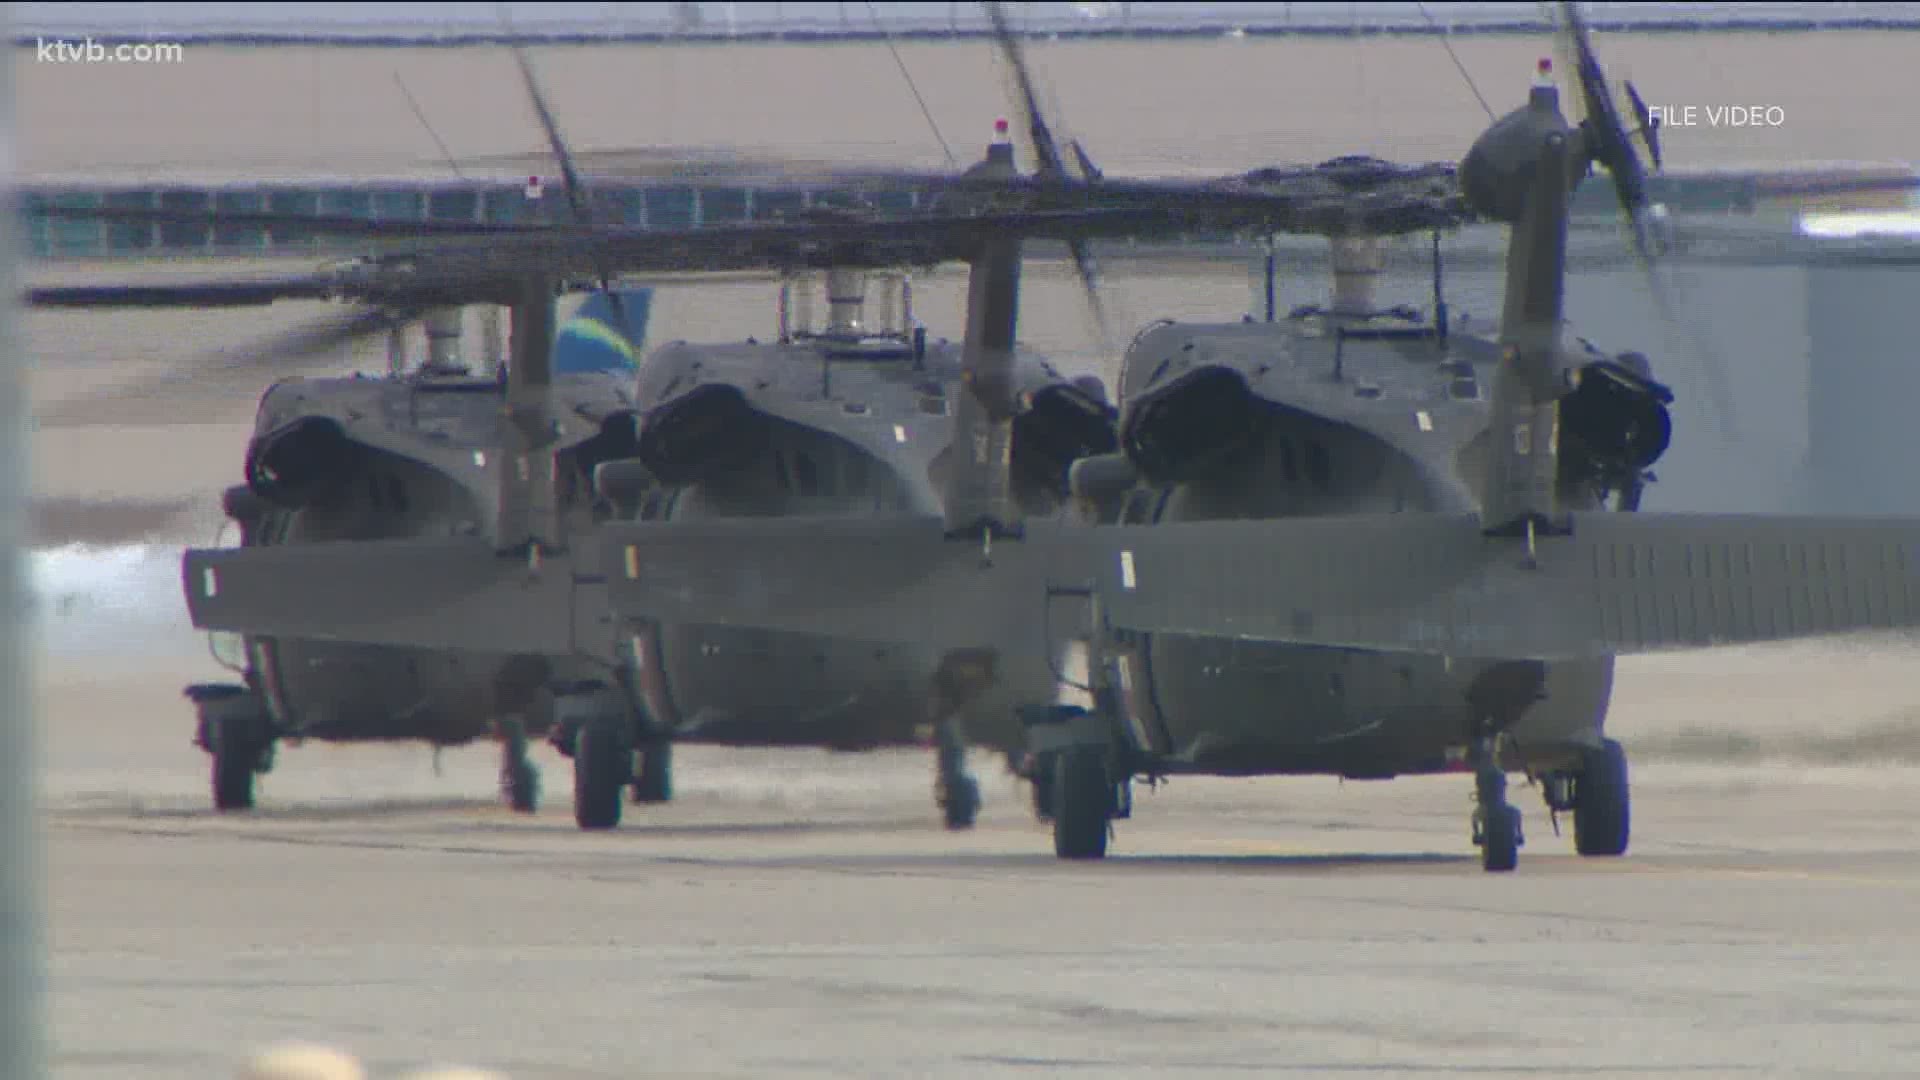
634,383,772,486
1010,382,1121,494
1118,365,1266,486
1559,356,1674,487
244,416,355,509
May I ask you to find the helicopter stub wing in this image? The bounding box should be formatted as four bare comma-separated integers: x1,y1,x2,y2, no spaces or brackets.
180,537,586,656
598,512,1920,662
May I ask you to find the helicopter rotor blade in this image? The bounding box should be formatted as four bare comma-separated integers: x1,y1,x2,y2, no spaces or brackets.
982,0,1117,356
32,304,418,428
26,277,336,309
505,34,640,352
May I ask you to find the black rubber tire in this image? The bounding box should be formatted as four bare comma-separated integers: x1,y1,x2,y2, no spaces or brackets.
941,775,980,831
506,759,540,815
1481,802,1519,873
211,738,256,812
574,722,630,830
1052,748,1111,860
1574,738,1631,857
632,739,672,805
206,705,262,812
1030,753,1056,823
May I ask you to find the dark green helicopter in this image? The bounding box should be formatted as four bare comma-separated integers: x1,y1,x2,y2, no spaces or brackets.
575,1,1920,872
123,2,1920,864
33,37,1346,830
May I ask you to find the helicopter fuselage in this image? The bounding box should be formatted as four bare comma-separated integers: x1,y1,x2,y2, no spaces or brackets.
218,366,645,748
1080,311,1672,779
613,330,1118,755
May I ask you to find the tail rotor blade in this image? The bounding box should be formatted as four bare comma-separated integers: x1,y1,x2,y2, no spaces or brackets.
1557,0,1739,439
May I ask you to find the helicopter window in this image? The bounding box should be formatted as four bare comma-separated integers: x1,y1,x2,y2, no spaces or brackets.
388,475,408,515
367,475,385,511
1448,376,1480,401
792,451,822,496
841,449,869,496
771,451,790,492
1304,440,1332,493
1275,438,1297,484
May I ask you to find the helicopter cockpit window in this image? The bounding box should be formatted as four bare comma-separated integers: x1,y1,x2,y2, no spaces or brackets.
792,451,822,496
1305,440,1332,493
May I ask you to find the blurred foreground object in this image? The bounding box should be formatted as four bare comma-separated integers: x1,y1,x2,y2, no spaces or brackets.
238,1042,367,1080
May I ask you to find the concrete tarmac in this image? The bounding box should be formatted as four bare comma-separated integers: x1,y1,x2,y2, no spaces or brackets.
44,690,1920,1079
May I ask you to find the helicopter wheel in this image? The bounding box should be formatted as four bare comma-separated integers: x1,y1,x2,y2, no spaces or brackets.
1573,738,1631,857
1028,752,1057,823
499,717,539,815
938,773,981,831
1051,746,1115,860
573,717,632,830
632,738,672,805
189,684,273,813
1469,739,1522,873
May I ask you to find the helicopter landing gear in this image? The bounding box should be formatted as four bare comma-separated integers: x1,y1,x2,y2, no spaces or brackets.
1013,748,1056,823
1539,737,1631,857
632,737,673,805
1021,705,1134,861
927,650,999,831
1573,738,1630,857
188,683,276,812
551,684,645,830
498,715,539,815
933,711,981,831
1469,733,1523,873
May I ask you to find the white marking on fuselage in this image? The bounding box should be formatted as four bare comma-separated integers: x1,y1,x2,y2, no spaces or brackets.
1120,550,1137,590
202,567,218,597
1054,640,1095,709
892,424,907,443
473,451,487,468
1416,410,1433,432
625,546,639,579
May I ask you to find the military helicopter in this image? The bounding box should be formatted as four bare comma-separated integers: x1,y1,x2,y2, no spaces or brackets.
153,4,1920,868
29,219,662,816
20,43,914,820
34,36,1363,829
570,2,1920,874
